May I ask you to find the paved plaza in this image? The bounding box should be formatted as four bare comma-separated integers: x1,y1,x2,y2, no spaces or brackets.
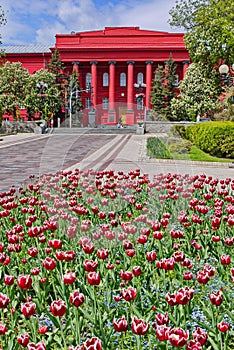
0,132,233,191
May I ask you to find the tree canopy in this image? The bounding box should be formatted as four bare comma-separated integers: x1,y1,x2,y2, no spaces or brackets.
0,62,31,119
169,0,234,68
170,63,220,121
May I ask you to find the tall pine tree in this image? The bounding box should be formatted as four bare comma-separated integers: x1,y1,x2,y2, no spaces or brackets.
150,55,178,120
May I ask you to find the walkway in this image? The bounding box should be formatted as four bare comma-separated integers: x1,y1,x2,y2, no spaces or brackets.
0,132,233,191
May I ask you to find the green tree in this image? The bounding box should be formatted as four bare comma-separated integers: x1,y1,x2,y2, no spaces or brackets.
24,69,62,121
0,5,6,46
65,71,84,126
0,62,31,120
170,63,220,121
150,56,178,120
169,0,234,69
164,54,178,118
150,65,168,119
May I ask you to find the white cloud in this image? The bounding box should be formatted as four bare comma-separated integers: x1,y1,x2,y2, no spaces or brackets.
1,0,180,46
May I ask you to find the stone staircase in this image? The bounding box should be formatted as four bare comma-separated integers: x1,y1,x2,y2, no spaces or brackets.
52,126,137,134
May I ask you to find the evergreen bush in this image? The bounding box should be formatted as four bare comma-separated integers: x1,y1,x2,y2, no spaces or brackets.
185,121,234,158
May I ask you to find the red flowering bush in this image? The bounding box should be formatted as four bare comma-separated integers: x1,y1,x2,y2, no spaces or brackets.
0,169,233,349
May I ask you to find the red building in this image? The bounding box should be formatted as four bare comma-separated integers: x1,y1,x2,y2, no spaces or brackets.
4,27,190,126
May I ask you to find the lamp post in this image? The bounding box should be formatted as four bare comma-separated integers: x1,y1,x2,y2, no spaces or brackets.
134,82,146,126
218,64,234,86
36,81,48,120
69,83,92,128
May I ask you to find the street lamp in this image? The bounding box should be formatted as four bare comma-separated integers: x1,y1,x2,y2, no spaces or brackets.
36,81,48,120
69,82,92,128
134,82,146,126
218,64,234,86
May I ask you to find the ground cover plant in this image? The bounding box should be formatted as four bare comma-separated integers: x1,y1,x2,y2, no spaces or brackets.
146,137,233,163
0,169,234,349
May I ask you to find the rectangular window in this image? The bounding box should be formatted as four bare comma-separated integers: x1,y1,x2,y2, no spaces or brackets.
85,97,91,109
102,98,109,110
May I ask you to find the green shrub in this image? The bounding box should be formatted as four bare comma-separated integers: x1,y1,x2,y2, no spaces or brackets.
147,137,171,159
185,121,234,158
170,124,186,138
168,140,193,154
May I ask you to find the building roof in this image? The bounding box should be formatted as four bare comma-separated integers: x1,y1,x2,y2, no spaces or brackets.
1,45,51,54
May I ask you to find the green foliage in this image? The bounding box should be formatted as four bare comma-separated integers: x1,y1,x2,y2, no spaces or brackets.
185,121,234,158
213,86,234,121
169,0,234,68
150,55,178,120
170,63,220,121
0,5,7,46
146,137,171,159
168,140,193,154
170,124,186,138
0,62,31,119
24,69,62,120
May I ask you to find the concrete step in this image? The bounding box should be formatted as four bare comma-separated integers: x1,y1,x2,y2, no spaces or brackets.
53,127,137,134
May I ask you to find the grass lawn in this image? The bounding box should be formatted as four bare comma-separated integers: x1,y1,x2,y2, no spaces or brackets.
172,145,234,163
146,137,233,163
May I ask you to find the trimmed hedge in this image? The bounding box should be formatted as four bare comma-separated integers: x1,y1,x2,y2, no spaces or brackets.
185,121,234,158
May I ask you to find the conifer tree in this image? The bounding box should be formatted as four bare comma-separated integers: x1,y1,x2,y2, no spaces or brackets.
150,55,178,120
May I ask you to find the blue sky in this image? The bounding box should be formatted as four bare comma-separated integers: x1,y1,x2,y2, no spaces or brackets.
1,0,181,47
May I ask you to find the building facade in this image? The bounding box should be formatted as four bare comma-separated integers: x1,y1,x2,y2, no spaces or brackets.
3,27,190,126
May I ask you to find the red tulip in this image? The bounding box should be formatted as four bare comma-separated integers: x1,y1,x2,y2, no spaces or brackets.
137,234,148,244
217,321,229,332
192,327,207,346
42,257,56,270
186,340,202,350
125,249,136,257
86,272,101,286
196,270,210,284
175,287,194,305
155,312,169,325
31,267,40,276
132,266,142,276
3,275,14,286
123,240,133,249
50,300,67,317
82,243,95,254
161,257,175,271
113,316,128,332
155,325,169,341
165,292,177,306
97,248,109,259
27,341,46,350
83,337,102,349
120,270,133,281
70,291,85,307
38,326,48,334
183,271,193,280
48,239,62,249
84,259,98,272
209,290,223,306
121,287,137,302
146,250,157,261
27,247,38,257
131,316,149,335
0,321,7,335
168,327,189,347
21,302,36,318
17,274,32,290
220,254,231,265
17,333,30,346
63,271,76,284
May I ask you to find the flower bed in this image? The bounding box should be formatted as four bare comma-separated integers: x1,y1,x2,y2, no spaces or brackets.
0,169,234,349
